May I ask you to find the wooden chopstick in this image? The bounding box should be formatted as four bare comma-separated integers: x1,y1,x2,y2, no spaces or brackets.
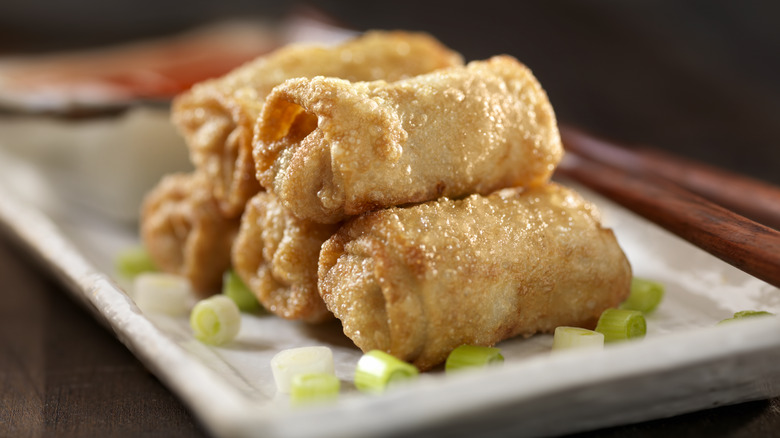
560,126,780,230
555,129,780,289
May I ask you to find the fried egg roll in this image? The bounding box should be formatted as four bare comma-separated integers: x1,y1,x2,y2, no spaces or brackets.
318,183,631,370
232,192,340,322
172,31,463,217
255,55,563,224
141,172,240,296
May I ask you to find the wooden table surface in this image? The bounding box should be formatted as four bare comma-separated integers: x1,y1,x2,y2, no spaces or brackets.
1,1,779,437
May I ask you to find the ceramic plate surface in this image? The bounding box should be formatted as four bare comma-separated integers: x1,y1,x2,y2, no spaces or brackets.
0,149,778,438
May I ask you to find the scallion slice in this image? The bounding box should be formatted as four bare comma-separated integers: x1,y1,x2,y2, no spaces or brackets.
733,310,774,318
719,310,775,324
222,270,260,312
290,373,340,406
552,326,605,351
354,350,419,394
133,272,192,316
271,346,335,394
115,246,157,279
595,308,646,342
620,277,665,313
189,295,241,345
445,345,504,373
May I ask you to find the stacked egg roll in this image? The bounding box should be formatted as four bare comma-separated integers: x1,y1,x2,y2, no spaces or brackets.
318,184,631,370
254,55,563,223
232,192,339,322
141,173,239,296
141,31,463,297
172,31,464,217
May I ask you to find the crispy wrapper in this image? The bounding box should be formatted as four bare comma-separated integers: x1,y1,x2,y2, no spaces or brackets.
255,55,563,224
232,192,339,322
318,183,631,370
172,31,463,218
141,172,240,296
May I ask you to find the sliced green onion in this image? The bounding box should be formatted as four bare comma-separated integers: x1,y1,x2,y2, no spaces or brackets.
222,270,260,312
271,346,334,394
719,310,775,325
620,277,665,313
290,373,340,406
354,350,419,394
595,308,646,343
445,345,504,373
733,310,774,318
133,272,192,316
552,326,604,351
115,246,157,279
189,295,241,345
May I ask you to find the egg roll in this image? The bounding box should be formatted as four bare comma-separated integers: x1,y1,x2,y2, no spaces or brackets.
141,172,240,296
254,55,563,224
172,30,463,217
232,192,339,322
318,183,631,370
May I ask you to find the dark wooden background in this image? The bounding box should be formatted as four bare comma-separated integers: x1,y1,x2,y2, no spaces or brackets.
1,1,779,437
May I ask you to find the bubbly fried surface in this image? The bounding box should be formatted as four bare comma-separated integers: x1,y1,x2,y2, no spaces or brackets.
255,55,563,224
172,31,463,218
232,192,339,322
140,172,240,296
318,183,631,370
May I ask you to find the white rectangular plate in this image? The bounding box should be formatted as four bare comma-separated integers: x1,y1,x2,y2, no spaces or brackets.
1,150,779,438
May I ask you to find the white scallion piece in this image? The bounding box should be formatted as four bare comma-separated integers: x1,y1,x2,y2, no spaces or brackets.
552,326,605,351
133,272,192,316
270,346,335,394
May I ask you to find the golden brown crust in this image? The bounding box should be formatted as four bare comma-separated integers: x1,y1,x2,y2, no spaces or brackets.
318,183,632,370
172,30,464,218
255,55,563,224
232,192,340,322
140,172,240,297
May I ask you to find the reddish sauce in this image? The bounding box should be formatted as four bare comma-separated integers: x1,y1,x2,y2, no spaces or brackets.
1,24,280,108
